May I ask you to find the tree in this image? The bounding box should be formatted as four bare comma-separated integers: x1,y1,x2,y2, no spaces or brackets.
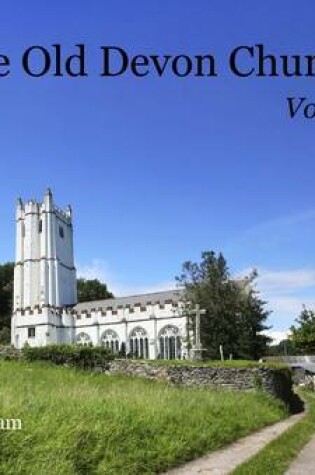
176,251,270,360
77,278,114,303
0,262,14,330
290,307,315,354
267,339,297,357
0,327,11,344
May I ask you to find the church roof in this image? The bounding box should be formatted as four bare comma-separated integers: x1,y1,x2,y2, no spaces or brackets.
75,289,182,313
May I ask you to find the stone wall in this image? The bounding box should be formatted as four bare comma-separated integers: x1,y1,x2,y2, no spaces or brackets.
0,347,299,411
107,360,298,411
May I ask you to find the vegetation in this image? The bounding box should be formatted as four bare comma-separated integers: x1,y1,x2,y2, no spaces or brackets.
0,360,287,475
267,339,298,357
176,251,270,360
290,307,315,354
142,358,289,369
0,326,11,344
77,277,113,302
232,390,315,475
23,344,114,368
0,262,14,342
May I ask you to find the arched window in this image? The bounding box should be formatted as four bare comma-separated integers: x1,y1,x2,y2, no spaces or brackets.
158,325,181,359
129,327,149,359
101,329,120,353
76,332,91,346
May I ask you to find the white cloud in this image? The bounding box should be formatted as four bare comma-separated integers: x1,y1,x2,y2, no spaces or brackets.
236,267,315,293
77,259,111,283
264,295,315,333
263,330,289,345
77,258,175,297
229,209,315,252
236,266,315,331
257,269,315,293
254,269,315,321
114,281,176,297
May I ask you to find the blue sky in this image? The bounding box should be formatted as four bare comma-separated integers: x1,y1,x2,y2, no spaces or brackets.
1,1,315,338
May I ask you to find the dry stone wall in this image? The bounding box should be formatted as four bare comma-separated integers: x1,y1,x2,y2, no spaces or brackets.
0,347,299,411
107,360,298,411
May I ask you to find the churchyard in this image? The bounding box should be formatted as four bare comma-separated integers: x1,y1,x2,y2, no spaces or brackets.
0,359,287,475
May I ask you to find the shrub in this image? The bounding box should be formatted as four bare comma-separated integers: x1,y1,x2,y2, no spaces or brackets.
0,326,11,344
22,344,115,369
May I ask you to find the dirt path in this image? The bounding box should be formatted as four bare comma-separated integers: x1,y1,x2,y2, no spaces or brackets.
164,413,304,475
285,434,315,474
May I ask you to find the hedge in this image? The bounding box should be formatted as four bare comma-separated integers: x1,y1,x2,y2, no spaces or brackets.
22,344,115,369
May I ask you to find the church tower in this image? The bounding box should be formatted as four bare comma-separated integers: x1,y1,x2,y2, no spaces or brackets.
12,189,77,348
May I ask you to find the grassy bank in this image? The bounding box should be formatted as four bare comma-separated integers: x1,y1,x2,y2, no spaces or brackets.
233,390,315,475
139,359,288,369
0,360,287,474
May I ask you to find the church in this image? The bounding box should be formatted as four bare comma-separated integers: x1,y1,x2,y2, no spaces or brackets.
11,190,190,359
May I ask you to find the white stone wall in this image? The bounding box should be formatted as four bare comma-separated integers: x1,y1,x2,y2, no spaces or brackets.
12,308,75,349
13,295,188,358
74,305,188,359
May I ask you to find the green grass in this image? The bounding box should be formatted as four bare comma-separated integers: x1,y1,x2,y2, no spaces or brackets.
232,390,315,475
0,360,288,475
139,359,289,369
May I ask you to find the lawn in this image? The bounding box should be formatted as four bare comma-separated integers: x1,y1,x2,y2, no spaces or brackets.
0,360,288,475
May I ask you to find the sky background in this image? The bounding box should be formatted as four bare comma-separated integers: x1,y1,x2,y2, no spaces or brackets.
1,1,315,341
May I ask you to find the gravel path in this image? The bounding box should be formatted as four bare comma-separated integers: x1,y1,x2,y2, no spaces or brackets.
285,434,315,474
164,413,304,475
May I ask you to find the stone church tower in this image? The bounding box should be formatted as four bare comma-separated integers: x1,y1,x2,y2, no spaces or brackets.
11,189,77,348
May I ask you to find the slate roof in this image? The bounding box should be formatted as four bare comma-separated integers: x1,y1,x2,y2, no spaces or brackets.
75,289,182,313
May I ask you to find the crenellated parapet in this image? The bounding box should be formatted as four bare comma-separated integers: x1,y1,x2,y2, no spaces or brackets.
12,189,77,348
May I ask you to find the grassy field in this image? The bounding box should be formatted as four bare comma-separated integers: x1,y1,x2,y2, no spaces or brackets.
0,360,288,475
232,390,315,475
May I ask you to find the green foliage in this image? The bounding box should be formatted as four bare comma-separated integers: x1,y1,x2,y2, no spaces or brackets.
267,339,298,356
252,373,263,391
143,359,289,369
0,360,287,474
0,262,14,329
22,344,114,368
0,326,11,344
176,251,271,360
77,278,114,302
290,307,315,354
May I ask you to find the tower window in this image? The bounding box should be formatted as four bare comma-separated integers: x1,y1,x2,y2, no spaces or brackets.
59,226,64,238
28,327,35,338
39,220,42,233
